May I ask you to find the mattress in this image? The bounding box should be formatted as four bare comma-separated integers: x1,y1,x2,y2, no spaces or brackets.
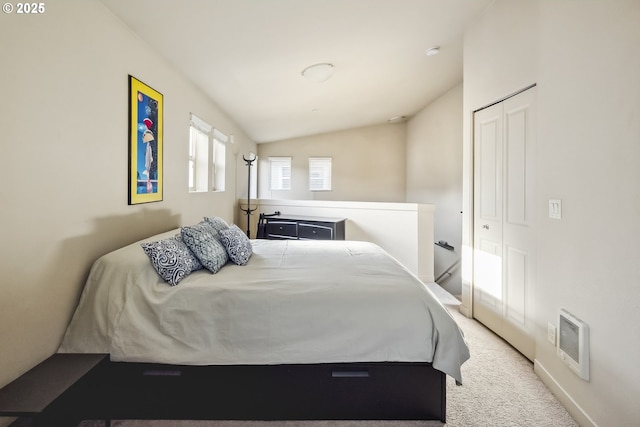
59,229,469,383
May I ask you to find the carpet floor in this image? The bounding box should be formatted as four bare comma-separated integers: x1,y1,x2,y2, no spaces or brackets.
442,300,578,427
77,285,578,427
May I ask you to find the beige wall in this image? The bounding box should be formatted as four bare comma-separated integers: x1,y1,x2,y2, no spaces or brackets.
256,123,407,202
462,1,640,426
406,84,463,296
0,0,256,394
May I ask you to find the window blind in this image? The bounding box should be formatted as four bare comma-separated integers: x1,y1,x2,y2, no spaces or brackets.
269,157,291,190
309,157,332,191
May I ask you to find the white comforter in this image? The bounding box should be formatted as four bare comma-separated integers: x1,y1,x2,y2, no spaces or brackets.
59,230,470,383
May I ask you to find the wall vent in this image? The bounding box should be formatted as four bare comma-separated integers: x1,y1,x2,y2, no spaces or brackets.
557,309,590,381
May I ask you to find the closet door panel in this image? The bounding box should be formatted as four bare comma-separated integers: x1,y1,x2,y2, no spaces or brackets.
505,107,528,226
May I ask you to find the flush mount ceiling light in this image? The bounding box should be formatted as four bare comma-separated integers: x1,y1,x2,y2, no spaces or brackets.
425,46,440,57
301,63,335,82
388,115,407,123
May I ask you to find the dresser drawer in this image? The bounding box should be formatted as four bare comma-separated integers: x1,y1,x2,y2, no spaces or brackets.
259,215,346,241
298,223,333,240
265,221,298,239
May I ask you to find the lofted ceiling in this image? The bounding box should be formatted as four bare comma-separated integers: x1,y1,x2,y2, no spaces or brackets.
100,0,492,143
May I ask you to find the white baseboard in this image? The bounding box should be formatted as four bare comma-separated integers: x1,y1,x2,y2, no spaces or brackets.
458,303,472,318
534,359,598,427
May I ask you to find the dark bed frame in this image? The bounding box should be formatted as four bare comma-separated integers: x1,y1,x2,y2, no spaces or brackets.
39,357,446,425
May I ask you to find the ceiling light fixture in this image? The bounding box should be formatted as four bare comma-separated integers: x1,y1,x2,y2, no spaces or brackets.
301,63,335,82
425,46,440,57
388,116,407,123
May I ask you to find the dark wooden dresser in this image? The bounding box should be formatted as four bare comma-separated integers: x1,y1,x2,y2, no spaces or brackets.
262,214,346,240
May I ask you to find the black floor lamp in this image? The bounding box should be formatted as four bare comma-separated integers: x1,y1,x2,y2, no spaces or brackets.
240,154,257,237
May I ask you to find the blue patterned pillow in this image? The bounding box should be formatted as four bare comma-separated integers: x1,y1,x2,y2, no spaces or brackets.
219,224,253,266
204,216,230,234
141,235,203,286
181,221,228,273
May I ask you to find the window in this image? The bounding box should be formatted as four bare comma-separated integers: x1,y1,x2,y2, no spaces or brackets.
213,129,227,192
269,157,291,190
188,113,227,193
189,114,211,192
309,157,332,191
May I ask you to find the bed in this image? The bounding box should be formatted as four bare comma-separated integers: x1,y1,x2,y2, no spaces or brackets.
58,222,469,423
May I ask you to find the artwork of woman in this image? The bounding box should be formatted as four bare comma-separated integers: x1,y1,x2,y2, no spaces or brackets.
137,94,159,194
142,128,154,193
129,76,162,204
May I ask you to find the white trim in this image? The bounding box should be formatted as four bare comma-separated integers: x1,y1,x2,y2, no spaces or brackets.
534,360,599,427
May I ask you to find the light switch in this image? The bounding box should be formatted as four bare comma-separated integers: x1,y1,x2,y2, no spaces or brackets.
549,199,562,219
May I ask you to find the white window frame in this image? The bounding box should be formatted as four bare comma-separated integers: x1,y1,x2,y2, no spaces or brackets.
188,114,227,193
309,157,332,191
269,157,291,191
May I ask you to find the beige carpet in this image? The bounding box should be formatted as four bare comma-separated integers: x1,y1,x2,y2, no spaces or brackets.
443,301,578,427
78,286,578,427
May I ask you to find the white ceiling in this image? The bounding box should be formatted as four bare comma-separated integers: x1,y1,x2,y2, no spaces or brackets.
100,0,492,143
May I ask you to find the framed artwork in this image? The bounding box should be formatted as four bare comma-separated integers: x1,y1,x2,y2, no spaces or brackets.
128,75,163,204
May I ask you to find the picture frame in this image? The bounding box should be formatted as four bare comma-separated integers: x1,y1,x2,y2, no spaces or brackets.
128,75,163,204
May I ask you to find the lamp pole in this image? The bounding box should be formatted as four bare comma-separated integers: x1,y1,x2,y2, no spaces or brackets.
241,154,257,237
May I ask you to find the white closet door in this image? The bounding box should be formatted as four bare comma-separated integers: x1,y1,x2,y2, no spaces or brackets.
473,87,536,360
